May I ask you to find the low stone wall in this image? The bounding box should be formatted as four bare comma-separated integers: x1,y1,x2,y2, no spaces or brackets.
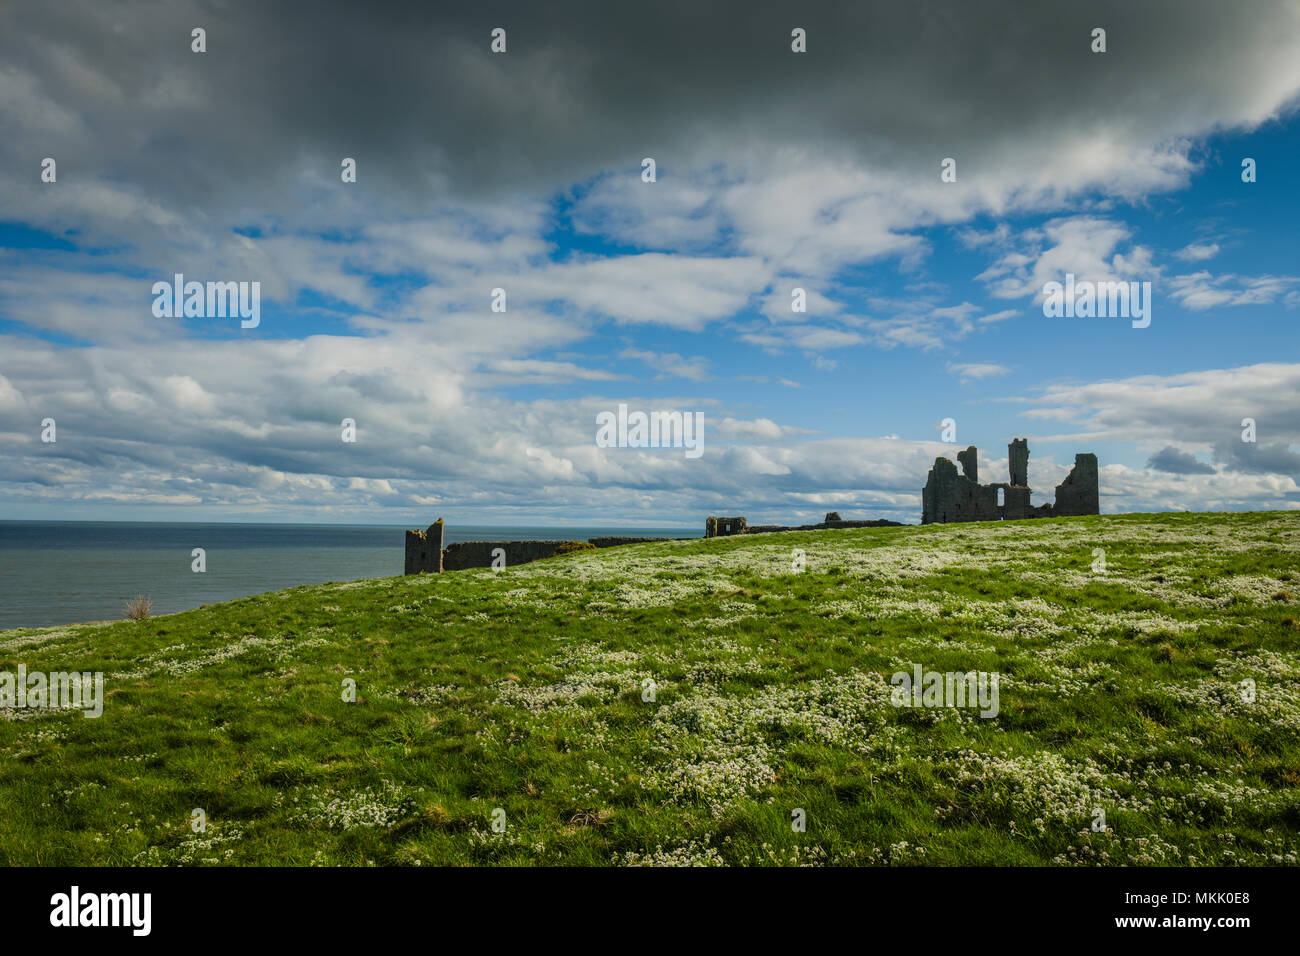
441,539,568,571
820,519,903,529
746,518,903,534
710,512,902,536
588,536,675,548
404,526,695,575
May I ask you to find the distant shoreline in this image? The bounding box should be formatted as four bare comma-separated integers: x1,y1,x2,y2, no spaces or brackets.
0,521,696,630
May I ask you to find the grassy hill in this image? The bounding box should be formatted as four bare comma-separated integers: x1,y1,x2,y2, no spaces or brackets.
2,511,1298,866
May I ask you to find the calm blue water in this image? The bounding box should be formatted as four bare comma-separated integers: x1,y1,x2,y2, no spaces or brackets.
0,521,695,630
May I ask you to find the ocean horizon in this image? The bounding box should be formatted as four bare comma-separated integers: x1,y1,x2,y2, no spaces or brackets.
0,520,696,630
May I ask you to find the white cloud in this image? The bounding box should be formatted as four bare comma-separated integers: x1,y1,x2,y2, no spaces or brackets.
976,216,1157,303
1018,363,1300,469
619,348,712,382
1174,242,1220,262
1167,271,1300,310
948,362,1012,383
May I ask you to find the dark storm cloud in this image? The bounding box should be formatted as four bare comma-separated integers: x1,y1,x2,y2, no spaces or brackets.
3,0,1298,220
1215,440,1300,477
1147,445,1215,475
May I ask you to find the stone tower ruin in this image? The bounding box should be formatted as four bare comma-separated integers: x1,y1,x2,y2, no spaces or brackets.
921,439,1098,524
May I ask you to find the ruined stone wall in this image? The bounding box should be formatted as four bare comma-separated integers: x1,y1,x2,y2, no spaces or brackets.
957,446,979,482
705,516,747,537
441,540,568,571
1053,453,1100,516
819,518,902,529
995,484,1027,521
746,518,902,534
922,457,999,524
921,440,1097,524
588,536,681,548
403,520,443,574
405,522,707,574
404,526,693,575
1008,439,1029,487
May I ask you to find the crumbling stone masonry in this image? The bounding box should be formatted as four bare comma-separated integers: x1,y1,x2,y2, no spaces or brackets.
1008,438,1029,487
956,447,979,483
705,516,748,537
404,519,444,574
921,439,1099,524
1053,453,1100,517
442,539,567,571
403,526,692,574
588,536,664,549
921,458,1000,523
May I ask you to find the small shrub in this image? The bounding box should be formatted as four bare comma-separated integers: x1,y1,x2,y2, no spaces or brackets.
553,541,596,557
123,595,153,620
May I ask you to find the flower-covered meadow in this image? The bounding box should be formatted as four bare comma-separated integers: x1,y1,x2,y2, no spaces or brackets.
1,510,1297,866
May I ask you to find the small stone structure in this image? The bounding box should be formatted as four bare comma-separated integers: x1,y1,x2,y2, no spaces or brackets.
705,516,748,537
404,519,444,574
921,439,1099,524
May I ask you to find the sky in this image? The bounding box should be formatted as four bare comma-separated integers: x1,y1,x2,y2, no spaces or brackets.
1,0,1299,527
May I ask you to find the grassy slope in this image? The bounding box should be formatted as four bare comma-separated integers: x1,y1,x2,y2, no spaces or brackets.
1,511,1298,866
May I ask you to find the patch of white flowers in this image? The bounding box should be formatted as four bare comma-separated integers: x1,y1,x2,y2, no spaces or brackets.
290,780,418,831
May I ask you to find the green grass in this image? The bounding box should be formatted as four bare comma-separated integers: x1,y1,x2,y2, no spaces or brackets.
2,510,1298,866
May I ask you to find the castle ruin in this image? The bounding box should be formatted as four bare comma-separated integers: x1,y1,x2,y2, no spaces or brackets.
404,518,678,573
705,516,748,537
405,448,1096,575
404,519,444,574
921,439,1098,524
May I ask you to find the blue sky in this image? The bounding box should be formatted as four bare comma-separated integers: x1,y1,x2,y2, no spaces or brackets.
1,0,1298,525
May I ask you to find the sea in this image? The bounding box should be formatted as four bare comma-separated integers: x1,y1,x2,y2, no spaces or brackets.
0,521,696,630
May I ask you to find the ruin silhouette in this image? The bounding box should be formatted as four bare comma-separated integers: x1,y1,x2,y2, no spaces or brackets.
921,439,1098,524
